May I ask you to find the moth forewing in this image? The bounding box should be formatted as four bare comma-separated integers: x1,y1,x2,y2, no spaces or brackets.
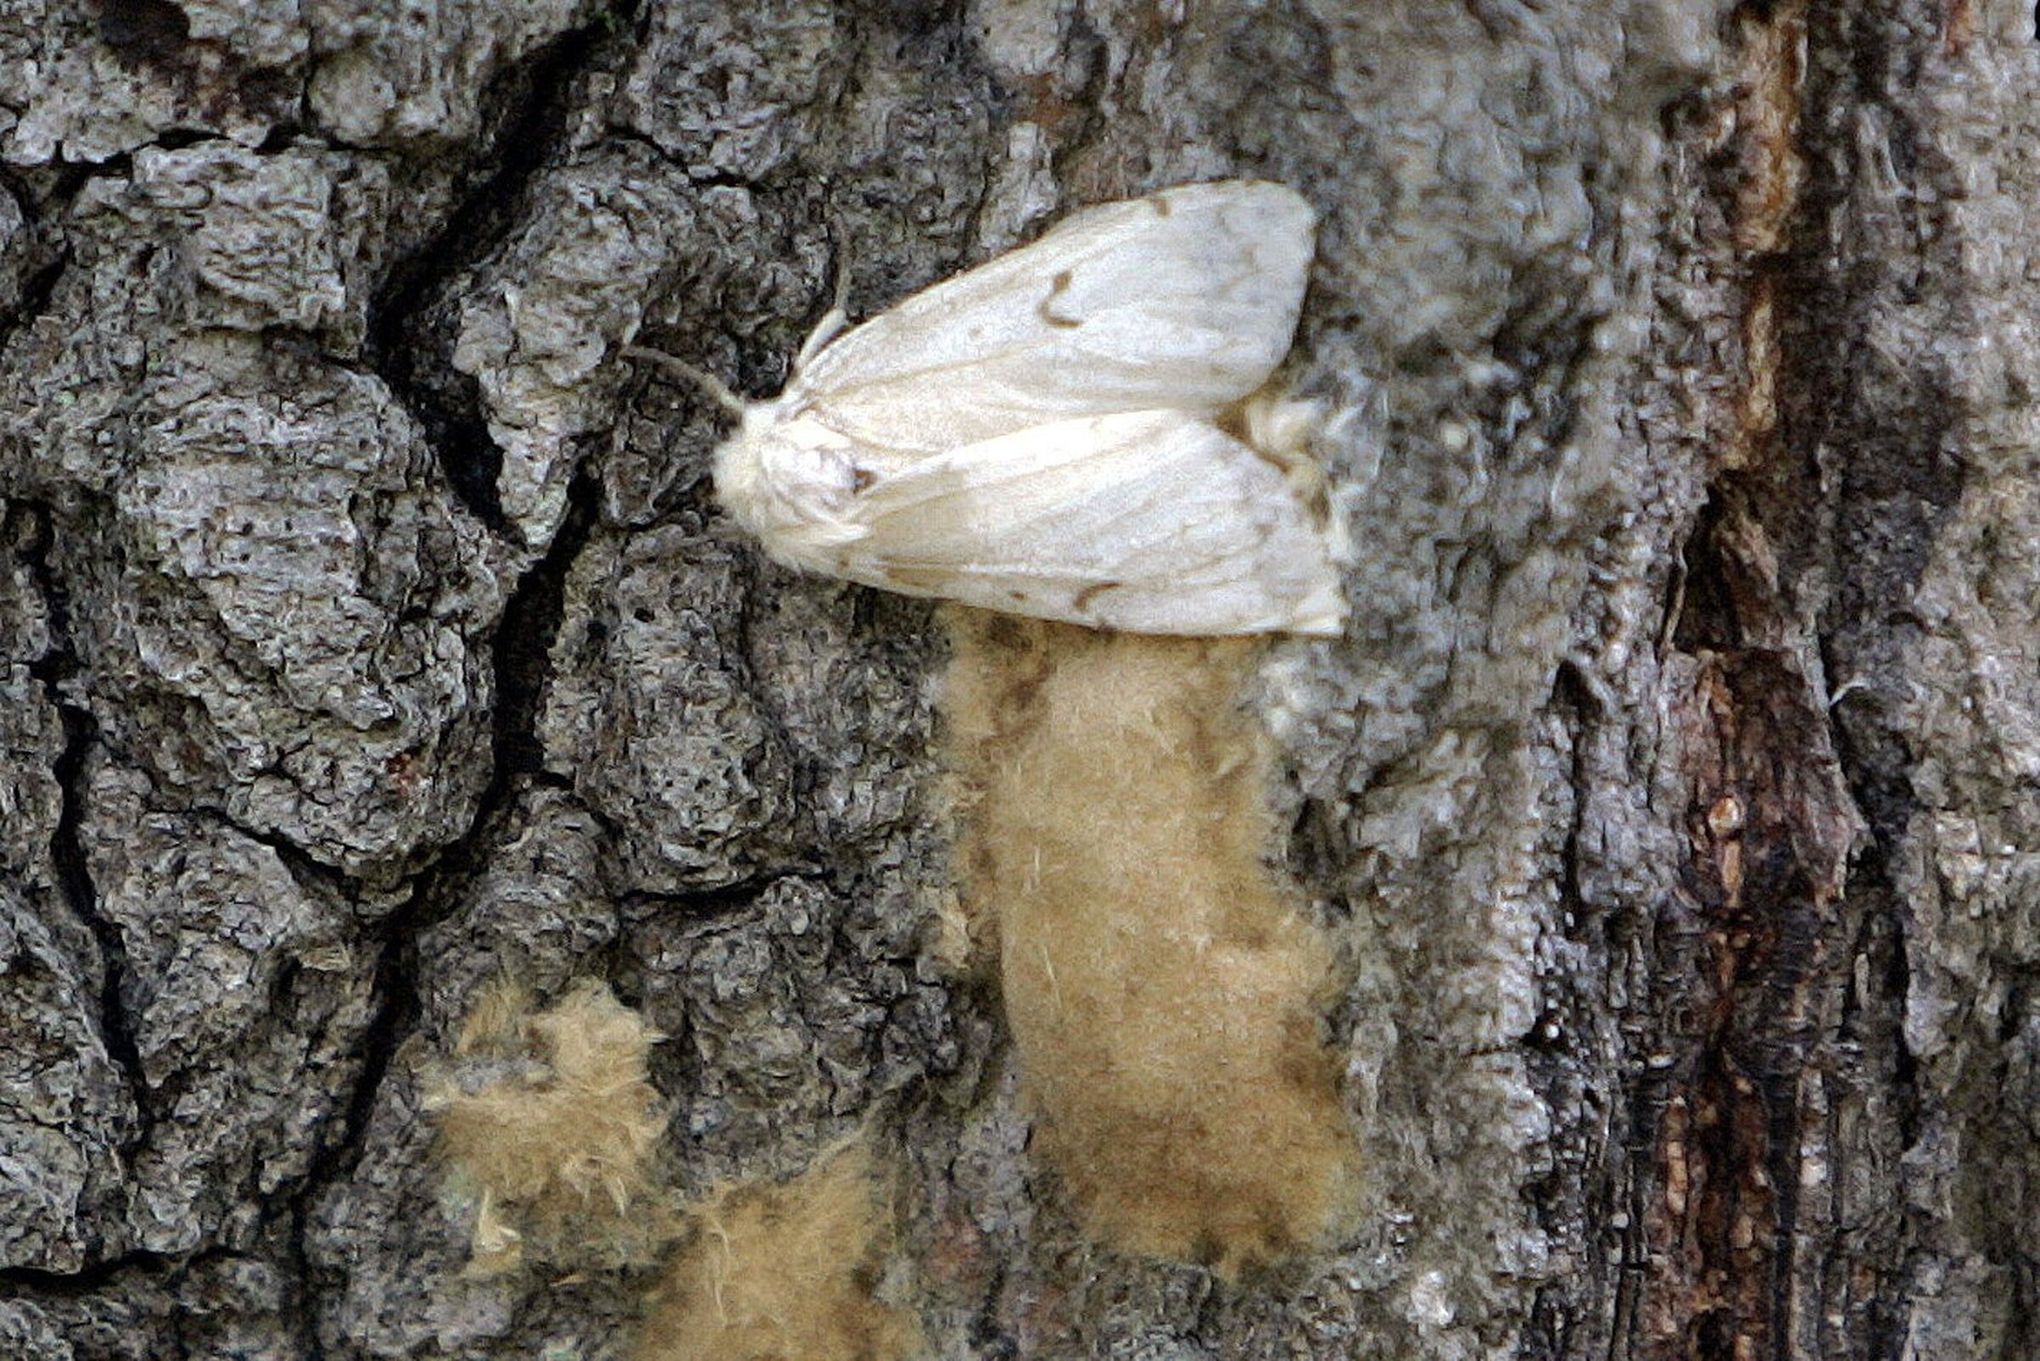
789,180,1318,453
829,410,1345,636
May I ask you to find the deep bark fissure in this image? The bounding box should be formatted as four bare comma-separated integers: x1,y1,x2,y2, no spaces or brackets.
273,468,601,1352
1709,5,1970,1360
0,242,69,359
285,463,603,1193
17,501,152,1162
365,4,638,533
0,1245,223,1294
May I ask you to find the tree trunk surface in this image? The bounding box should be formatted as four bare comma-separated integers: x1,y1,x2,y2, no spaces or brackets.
1,1,2033,1358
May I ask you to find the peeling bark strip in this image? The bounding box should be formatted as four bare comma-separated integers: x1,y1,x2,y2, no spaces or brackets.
1628,0,2038,1355
942,613,1359,1276
1645,650,1860,1360
1636,2,1862,1351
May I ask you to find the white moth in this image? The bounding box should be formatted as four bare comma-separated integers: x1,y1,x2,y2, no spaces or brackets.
702,180,1344,636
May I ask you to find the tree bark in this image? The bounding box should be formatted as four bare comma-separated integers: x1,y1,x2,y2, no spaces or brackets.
2,1,2034,1358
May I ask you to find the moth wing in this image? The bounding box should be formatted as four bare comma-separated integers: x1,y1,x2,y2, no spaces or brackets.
831,409,1344,636
792,181,1316,452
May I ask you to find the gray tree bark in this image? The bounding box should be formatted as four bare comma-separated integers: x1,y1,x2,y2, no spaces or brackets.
2,0,2034,1358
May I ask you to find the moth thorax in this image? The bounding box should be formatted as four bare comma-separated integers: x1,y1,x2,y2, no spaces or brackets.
712,412,867,570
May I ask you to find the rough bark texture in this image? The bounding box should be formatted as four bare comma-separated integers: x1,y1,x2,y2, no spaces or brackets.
1,1,2035,1358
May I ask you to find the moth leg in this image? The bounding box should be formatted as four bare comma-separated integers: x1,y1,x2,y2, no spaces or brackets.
793,205,857,372
794,306,850,371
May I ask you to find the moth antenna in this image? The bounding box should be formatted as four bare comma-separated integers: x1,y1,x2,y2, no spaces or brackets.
621,345,746,417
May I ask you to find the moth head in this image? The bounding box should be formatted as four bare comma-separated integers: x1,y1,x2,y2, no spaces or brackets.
712,405,870,572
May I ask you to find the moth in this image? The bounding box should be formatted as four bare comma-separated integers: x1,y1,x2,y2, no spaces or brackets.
680,180,1345,636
